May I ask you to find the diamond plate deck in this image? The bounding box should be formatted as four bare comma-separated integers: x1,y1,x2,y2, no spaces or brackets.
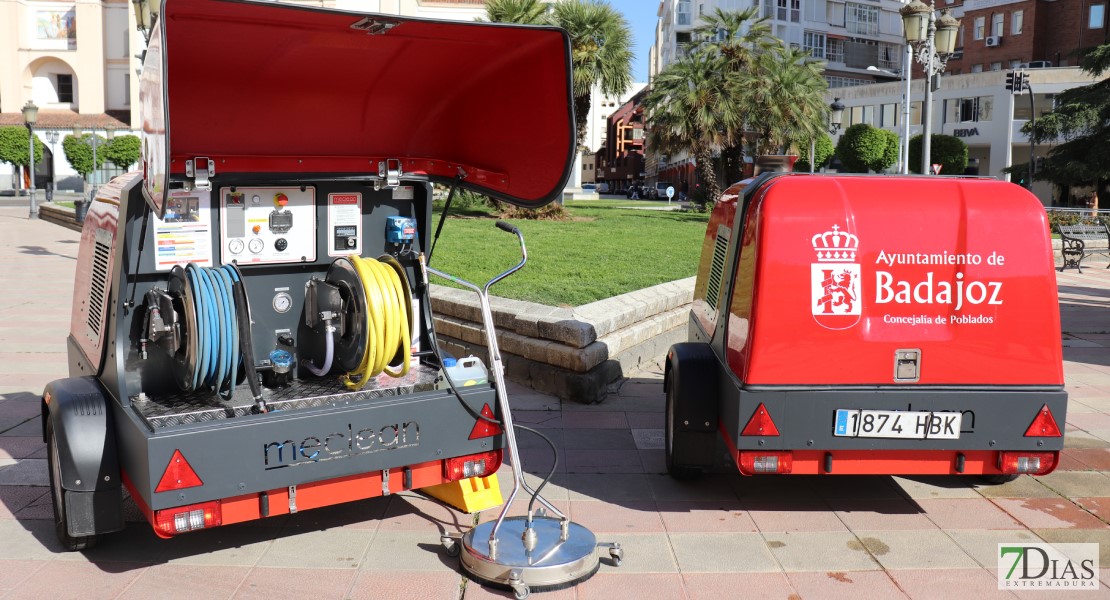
131,364,442,429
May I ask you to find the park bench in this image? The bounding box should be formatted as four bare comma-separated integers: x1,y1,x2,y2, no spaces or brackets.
1058,223,1110,272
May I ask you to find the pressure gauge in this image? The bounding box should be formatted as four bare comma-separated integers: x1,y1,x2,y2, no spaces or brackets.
272,291,293,314
251,194,261,205
248,238,265,254
228,239,244,255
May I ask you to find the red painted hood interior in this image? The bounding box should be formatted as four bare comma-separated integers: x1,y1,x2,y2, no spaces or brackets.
140,0,574,214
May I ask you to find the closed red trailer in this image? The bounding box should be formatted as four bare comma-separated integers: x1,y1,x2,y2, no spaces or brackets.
666,173,1065,481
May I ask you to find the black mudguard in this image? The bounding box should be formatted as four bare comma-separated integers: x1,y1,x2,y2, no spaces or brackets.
665,343,720,468
41,376,123,536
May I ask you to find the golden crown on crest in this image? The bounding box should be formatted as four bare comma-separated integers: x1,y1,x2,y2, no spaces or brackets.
812,224,859,262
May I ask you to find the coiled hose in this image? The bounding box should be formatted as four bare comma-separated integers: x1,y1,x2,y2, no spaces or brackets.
341,255,412,390
183,263,242,400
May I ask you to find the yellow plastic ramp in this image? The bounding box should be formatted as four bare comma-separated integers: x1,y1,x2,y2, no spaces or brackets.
423,474,503,513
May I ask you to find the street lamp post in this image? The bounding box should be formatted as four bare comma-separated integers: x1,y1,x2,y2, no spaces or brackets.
45,131,59,201
828,98,845,134
900,1,960,175
812,98,845,173
22,101,39,220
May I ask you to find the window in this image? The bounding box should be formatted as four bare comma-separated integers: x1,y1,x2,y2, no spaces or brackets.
826,75,868,88
946,97,978,123
910,101,922,126
1090,4,1105,28
1010,59,1022,69
992,13,1004,37
973,16,985,40
56,74,73,103
878,43,901,70
846,3,879,35
826,38,845,63
124,74,130,106
1012,10,1023,35
990,61,1002,71
880,103,898,128
803,31,826,60
677,0,691,25
777,0,800,23
971,63,983,73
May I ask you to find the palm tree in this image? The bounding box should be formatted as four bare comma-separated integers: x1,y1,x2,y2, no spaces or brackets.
691,7,775,183
549,0,633,149
643,50,739,205
743,46,829,157
482,0,550,25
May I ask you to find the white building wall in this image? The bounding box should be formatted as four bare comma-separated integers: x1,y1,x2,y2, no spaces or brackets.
828,67,1104,205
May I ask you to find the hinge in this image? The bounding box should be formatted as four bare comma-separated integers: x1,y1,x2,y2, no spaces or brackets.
184,157,214,191
381,469,391,496
288,485,297,513
378,159,401,188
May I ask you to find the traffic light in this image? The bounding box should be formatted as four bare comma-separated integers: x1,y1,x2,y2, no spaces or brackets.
1006,71,1027,94
1005,71,1016,92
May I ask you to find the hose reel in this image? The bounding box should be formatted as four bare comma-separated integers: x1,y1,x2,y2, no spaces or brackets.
303,255,414,390
143,263,248,399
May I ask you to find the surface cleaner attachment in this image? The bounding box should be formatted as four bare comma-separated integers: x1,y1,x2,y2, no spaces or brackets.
425,221,622,598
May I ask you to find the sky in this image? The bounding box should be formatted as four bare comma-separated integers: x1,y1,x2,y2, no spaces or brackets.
608,0,659,84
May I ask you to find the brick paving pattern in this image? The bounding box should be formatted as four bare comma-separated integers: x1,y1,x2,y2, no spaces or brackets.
1,204,1108,599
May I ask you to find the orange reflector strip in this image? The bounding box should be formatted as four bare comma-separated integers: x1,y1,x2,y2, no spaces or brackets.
1024,404,1062,437
741,403,780,436
469,404,503,440
154,450,204,493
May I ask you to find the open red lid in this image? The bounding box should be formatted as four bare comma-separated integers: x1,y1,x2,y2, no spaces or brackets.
139,0,575,217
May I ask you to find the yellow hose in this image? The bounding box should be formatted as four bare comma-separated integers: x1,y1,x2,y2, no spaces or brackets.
341,255,412,390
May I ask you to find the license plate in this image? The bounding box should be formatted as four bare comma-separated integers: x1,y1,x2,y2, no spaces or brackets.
833,409,962,439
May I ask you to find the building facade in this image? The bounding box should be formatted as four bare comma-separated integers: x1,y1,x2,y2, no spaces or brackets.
945,0,1108,75
594,87,648,193
829,67,1104,204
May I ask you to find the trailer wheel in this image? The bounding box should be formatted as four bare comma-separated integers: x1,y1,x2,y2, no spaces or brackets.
665,378,703,481
47,421,99,551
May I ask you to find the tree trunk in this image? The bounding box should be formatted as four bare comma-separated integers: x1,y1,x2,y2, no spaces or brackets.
694,145,720,205
574,93,592,151
721,143,745,187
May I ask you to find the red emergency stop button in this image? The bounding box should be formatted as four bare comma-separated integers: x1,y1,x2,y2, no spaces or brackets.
274,192,289,207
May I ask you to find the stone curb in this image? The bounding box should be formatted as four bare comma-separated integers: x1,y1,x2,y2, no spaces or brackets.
429,279,695,403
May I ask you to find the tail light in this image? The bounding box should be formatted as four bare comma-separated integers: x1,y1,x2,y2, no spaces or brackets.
153,500,222,536
444,450,503,482
998,451,1057,475
739,451,793,474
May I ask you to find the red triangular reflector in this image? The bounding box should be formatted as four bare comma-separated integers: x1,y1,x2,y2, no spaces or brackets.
155,450,203,493
741,403,780,436
469,404,503,440
1024,404,1062,437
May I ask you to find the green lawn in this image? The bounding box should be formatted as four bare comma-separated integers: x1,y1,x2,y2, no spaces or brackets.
425,199,710,306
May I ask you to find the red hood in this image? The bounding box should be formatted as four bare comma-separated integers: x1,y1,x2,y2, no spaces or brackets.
139,0,574,217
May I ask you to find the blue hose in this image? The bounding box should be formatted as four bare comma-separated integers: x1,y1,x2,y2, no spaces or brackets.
185,263,247,398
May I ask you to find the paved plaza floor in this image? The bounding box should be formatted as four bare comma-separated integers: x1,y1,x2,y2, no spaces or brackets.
1,205,1108,599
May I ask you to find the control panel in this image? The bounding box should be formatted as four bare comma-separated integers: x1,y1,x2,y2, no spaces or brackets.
327,192,363,257
220,186,317,265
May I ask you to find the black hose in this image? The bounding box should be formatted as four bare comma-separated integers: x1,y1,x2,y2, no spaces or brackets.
417,265,557,517
232,278,266,413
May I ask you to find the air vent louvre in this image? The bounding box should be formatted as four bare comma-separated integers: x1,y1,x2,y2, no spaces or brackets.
705,228,730,311
86,238,111,338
